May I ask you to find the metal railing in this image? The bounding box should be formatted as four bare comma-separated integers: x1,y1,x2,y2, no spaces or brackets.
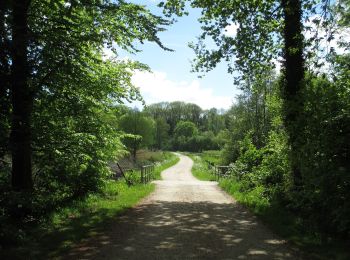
141,164,155,184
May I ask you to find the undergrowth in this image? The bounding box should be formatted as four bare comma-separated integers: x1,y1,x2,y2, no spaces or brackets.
0,152,179,259
190,152,350,260
187,153,216,181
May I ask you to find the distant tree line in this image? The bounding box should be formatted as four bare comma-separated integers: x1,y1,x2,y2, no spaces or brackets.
0,0,349,249
117,101,229,155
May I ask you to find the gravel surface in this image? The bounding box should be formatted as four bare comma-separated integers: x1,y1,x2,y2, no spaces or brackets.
66,153,301,260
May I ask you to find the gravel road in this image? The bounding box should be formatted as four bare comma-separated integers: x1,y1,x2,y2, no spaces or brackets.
67,153,300,260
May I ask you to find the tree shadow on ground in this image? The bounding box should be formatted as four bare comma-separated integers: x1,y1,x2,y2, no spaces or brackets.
63,200,302,260
1,207,127,260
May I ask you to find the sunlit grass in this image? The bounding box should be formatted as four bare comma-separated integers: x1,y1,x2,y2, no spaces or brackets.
3,181,154,259
187,153,216,181
2,153,179,259
191,152,350,260
219,165,350,260
201,150,222,165
219,177,350,259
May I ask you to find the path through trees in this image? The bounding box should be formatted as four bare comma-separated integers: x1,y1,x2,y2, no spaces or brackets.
66,154,299,259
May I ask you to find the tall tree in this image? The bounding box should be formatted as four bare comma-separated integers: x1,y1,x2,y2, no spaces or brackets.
154,117,170,150
119,110,155,159
0,0,11,160
183,103,202,126
10,0,33,190
167,101,186,134
160,0,323,188
3,0,171,191
281,0,305,186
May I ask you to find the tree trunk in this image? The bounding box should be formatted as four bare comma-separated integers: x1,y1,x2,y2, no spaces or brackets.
0,1,11,159
281,0,305,187
10,0,33,190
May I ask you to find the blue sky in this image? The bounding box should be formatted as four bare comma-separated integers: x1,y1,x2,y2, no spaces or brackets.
119,0,240,110
114,0,349,110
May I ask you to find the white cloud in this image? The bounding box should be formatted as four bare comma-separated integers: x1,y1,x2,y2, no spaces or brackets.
224,23,239,38
131,70,233,110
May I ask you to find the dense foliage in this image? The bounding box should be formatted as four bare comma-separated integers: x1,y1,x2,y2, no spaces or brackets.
114,102,228,153
144,101,227,151
1,0,349,254
118,109,155,159
159,0,350,240
217,59,350,240
0,0,171,246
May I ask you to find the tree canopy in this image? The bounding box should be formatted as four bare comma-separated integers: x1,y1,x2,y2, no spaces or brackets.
0,0,173,191
0,0,349,254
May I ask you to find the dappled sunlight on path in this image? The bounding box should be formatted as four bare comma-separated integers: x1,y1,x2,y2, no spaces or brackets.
66,154,300,259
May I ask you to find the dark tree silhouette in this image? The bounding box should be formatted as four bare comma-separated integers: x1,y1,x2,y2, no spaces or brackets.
281,0,305,187
10,0,33,190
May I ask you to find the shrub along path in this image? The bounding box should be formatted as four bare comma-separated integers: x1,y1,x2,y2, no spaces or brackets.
65,154,301,259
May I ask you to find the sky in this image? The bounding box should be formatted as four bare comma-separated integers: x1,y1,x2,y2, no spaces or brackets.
118,0,240,110
113,1,349,110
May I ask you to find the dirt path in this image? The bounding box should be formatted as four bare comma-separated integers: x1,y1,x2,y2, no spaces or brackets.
67,154,300,259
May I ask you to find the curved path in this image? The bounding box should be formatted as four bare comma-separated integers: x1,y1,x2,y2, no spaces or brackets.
67,154,300,259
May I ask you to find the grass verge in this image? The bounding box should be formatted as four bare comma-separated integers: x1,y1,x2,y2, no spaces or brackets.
200,150,222,165
186,153,215,181
191,152,349,260
1,152,179,259
219,178,350,260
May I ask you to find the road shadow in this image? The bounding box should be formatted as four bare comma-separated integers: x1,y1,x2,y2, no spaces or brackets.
64,200,301,260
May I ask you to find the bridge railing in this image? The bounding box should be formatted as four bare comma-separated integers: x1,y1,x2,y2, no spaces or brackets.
141,164,155,184
112,163,155,185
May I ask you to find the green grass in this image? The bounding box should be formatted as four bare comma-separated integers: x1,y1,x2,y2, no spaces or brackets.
1,181,154,259
219,178,350,260
1,152,179,259
201,150,222,165
187,153,216,181
190,152,350,260
219,179,270,214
